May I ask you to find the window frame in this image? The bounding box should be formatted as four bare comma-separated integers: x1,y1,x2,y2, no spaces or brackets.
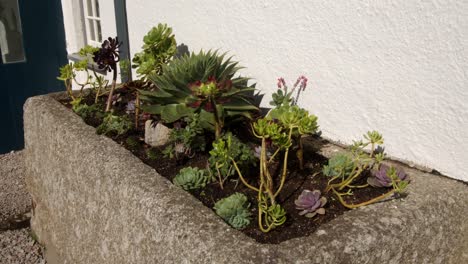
82,0,102,47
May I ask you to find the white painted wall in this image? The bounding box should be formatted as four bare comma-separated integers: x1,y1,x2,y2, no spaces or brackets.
125,0,468,182
50,0,468,182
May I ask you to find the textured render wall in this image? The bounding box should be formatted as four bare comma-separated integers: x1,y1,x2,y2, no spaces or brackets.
126,1,468,181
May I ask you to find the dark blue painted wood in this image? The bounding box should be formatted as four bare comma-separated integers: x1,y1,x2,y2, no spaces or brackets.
0,0,67,153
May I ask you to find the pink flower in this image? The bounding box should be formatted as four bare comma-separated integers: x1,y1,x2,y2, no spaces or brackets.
277,77,286,89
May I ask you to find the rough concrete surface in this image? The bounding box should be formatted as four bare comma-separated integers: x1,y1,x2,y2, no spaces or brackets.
24,94,468,263
0,151,46,264
0,228,45,264
0,151,31,230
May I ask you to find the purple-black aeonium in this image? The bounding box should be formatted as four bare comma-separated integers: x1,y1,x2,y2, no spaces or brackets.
93,37,122,112
93,37,121,72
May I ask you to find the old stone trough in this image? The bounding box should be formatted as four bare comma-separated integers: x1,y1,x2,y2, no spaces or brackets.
24,94,468,263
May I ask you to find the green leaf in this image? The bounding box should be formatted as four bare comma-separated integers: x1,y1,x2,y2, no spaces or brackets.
159,104,194,123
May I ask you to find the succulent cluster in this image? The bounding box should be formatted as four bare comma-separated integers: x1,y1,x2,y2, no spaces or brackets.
295,190,327,218
223,88,319,232
325,131,410,209
173,167,210,190
57,22,413,237
213,193,252,230
264,105,318,138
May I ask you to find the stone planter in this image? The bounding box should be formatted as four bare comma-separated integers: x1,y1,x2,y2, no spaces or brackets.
24,94,468,263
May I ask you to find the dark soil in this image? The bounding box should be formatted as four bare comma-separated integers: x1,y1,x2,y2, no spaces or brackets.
58,87,391,244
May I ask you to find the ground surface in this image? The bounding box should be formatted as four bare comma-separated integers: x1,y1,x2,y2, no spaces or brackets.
0,151,45,264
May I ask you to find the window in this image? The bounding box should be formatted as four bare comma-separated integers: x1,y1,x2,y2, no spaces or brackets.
0,0,26,63
83,0,102,46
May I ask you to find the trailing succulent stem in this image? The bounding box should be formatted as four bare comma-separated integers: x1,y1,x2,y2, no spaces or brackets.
269,76,310,169
208,133,255,189
324,131,409,209
58,45,102,102
225,105,318,232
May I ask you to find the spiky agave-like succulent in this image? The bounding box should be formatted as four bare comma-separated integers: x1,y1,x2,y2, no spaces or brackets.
295,189,327,218
139,50,258,138
173,167,210,190
213,192,252,230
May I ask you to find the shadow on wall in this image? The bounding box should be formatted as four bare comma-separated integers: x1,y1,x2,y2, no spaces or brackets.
175,43,189,58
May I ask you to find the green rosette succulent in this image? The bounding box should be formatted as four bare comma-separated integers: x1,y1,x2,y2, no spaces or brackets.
323,153,355,179
173,167,210,190
213,192,252,230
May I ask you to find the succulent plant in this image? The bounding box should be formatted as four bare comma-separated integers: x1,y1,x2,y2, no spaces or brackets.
295,190,327,218
146,147,159,160
323,153,355,179
213,193,252,230
93,37,121,72
367,164,407,188
164,115,206,159
96,114,132,136
208,132,256,188
270,76,308,107
70,99,103,120
132,23,177,80
173,167,210,190
264,203,287,228
125,136,140,150
139,50,258,138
